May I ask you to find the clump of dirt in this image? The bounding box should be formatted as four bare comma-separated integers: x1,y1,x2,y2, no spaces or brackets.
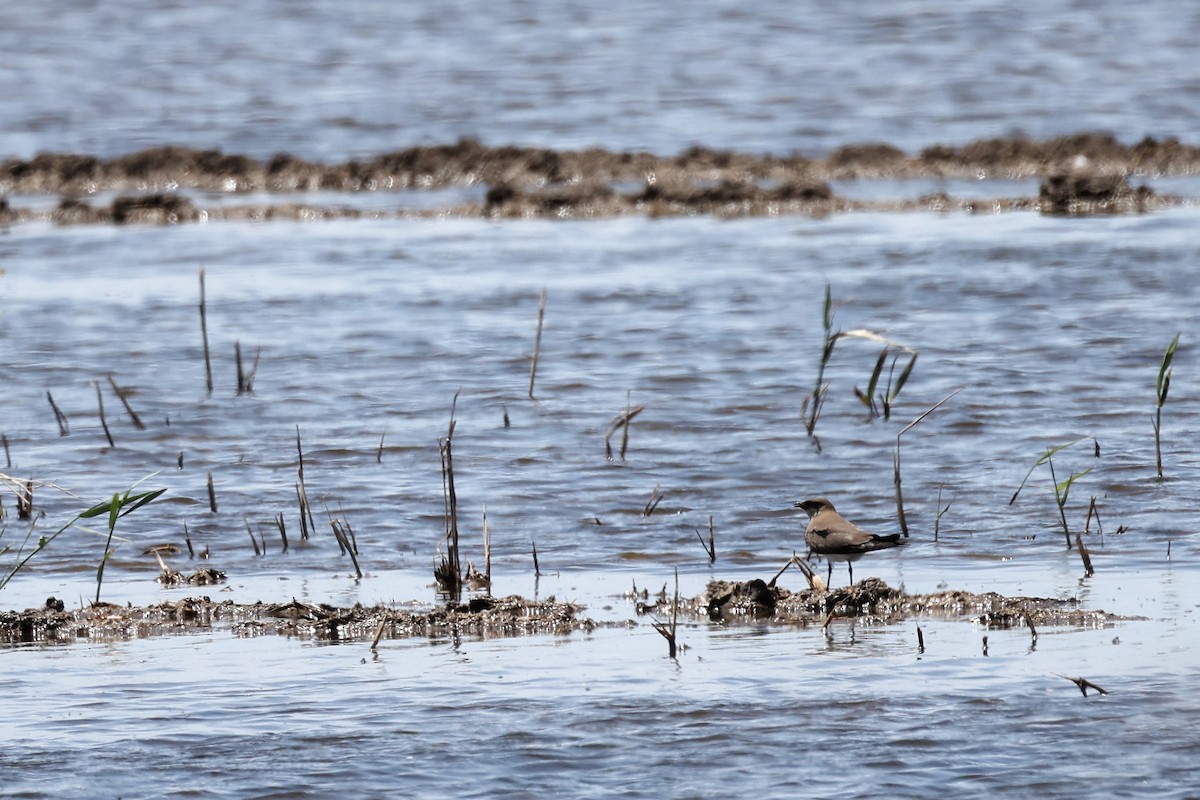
0,579,1136,646
0,593,619,645
0,132,1192,226
1038,170,1154,215
699,577,1125,629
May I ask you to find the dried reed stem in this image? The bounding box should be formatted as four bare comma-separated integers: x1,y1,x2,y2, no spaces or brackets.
916,624,925,653
45,391,69,436
643,483,664,516
17,479,33,520
295,426,316,537
235,341,245,394
894,388,962,538
651,567,680,659
94,381,115,447
106,374,145,429
199,270,213,395
2,433,9,469
184,521,194,559
246,520,262,556
1075,533,1094,576
695,515,716,563
206,470,217,512
277,512,289,553
532,538,541,577
528,288,547,399
437,393,462,599
483,504,491,584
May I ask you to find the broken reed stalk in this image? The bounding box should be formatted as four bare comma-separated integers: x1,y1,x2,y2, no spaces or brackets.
1075,533,1094,576
235,341,245,395
643,483,664,516
528,288,547,399
17,479,33,520
369,617,388,652
651,567,680,659
483,505,491,585
199,269,213,395
604,396,645,461
1154,332,1180,481
331,519,363,579
295,426,316,538
437,392,462,599
916,624,925,654
106,374,145,429
184,521,194,558
276,512,289,553
532,538,541,577
46,392,69,436
94,381,115,447
894,388,962,538
206,470,217,512
246,520,262,556
933,488,955,542
1055,673,1110,697
1084,496,1101,535
693,514,716,564
2,433,10,468
376,432,385,464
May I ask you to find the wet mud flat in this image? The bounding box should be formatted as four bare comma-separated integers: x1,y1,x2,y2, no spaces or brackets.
1,132,1193,224
0,578,1124,647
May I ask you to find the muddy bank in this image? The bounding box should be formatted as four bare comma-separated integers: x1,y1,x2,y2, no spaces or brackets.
0,133,1187,224
1,578,1124,646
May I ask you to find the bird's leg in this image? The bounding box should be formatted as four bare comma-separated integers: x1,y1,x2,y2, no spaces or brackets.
848,562,854,586
826,561,833,587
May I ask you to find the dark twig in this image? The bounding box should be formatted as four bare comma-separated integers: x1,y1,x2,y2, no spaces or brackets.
528,288,547,399
643,483,664,516
106,374,145,429
46,391,69,436
199,270,213,395
650,567,681,659
1054,673,1110,697
206,471,217,513
94,381,115,447
894,388,962,537
1075,533,1094,577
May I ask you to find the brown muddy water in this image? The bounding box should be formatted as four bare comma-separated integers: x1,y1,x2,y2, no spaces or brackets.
3,203,1200,798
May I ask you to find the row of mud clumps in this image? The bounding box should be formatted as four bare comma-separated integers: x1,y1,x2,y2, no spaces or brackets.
1,578,1124,645
0,132,1188,224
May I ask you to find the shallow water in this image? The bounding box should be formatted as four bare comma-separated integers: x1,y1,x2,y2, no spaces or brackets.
6,1,1200,797
4,0,1200,160
4,210,1200,798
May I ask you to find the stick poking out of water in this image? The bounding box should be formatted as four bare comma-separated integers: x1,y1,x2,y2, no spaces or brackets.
46,391,70,436
106,374,145,429
528,289,547,399
651,567,681,659
206,470,217,513
199,270,213,395
94,381,115,447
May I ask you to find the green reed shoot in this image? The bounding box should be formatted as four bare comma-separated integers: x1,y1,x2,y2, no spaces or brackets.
802,283,840,446
1010,439,1097,548
1154,332,1180,480
88,484,167,603
856,347,919,420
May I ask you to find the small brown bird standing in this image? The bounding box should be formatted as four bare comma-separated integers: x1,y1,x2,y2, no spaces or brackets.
795,497,903,587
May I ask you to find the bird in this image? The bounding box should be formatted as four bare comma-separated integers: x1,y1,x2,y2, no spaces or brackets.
794,497,903,587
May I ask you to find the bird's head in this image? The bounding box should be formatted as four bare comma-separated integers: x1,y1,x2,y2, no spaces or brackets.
794,497,834,517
